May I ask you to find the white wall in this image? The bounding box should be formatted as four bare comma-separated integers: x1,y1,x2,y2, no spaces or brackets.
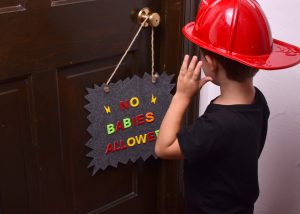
199,1,300,213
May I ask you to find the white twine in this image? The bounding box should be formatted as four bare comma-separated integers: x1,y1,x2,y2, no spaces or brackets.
105,17,149,88
151,26,158,83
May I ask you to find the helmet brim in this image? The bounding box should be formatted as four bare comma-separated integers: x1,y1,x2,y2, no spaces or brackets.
183,22,300,70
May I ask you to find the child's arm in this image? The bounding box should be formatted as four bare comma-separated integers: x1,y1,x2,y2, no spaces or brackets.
155,55,212,159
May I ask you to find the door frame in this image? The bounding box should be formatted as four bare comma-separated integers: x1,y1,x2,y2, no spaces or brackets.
158,0,200,213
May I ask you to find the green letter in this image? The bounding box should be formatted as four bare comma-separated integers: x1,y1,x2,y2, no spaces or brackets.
123,118,132,129
106,124,115,135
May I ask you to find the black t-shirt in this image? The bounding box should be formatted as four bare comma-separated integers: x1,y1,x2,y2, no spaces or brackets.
177,88,270,214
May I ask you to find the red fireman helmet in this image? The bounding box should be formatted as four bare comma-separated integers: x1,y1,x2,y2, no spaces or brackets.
182,0,300,70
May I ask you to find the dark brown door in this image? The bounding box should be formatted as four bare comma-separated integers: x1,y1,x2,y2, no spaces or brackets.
0,0,199,213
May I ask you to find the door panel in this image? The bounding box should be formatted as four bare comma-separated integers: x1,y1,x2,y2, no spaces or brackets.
0,0,25,14
57,55,159,213
0,79,32,214
0,0,200,213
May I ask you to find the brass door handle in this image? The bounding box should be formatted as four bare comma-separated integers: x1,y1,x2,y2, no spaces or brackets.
137,7,160,28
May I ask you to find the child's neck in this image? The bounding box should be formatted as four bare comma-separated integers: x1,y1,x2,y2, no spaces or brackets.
214,79,255,105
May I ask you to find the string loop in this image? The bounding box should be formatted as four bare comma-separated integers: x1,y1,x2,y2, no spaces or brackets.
151,27,158,83
104,16,158,92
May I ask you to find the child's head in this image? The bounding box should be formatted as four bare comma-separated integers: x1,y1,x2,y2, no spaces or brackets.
182,0,300,73
199,47,258,84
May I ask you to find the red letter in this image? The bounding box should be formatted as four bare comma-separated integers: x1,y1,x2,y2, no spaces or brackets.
131,116,137,127
105,143,114,154
136,114,145,125
115,121,124,132
114,141,121,151
147,132,156,142
120,140,127,150
119,100,129,110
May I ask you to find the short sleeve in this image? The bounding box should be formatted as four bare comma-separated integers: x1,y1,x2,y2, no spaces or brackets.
177,113,227,163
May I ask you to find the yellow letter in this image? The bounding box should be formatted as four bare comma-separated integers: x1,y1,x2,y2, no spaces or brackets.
104,105,111,114
130,97,140,108
135,134,147,144
151,94,157,104
127,137,136,147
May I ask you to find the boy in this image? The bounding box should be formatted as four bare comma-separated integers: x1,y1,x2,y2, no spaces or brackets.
155,0,300,213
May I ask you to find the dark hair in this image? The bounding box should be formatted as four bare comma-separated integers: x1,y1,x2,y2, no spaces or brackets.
200,48,259,82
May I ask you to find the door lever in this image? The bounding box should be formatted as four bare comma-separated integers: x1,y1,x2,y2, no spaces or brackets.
137,7,160,28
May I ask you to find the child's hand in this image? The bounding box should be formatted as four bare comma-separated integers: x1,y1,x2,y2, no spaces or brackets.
175,55,212,101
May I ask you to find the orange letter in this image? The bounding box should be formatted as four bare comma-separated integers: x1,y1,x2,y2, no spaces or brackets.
145,112,155,123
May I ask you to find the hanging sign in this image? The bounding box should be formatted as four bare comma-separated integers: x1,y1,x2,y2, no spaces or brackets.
85,72,174,174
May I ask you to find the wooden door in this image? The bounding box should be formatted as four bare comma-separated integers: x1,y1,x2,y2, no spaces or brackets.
0,0,199,213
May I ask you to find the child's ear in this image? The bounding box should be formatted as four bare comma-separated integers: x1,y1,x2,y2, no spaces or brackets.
204,55,212,64
204,55,218,70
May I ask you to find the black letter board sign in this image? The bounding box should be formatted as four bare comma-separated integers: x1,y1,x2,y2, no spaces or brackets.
85,72,174,175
